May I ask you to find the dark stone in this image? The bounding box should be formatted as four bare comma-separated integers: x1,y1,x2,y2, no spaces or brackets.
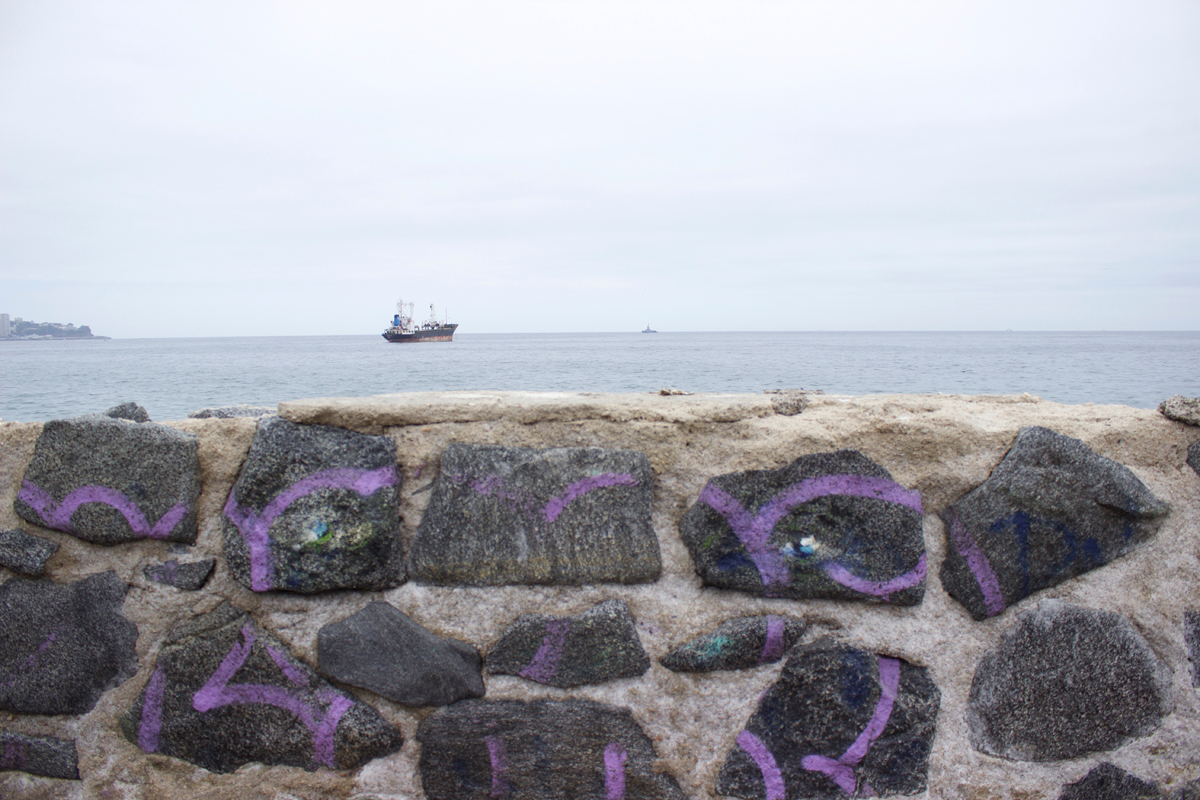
1170,780,1200,800
0,528,58,576
486,599,649,688
717,639,939,799
1186,611,1200,688
418,698,685,800
940,427,1169,620
14,415,201,545
660,614,805,672
1058,763,1161,800
679,450,926,603
1159,396,1200,426
119,603,404,774
0,571,139,715
188,405,275,419
409,443,659,586
1187,441,1200,477
222,416,403,594
0,732,79,780
318,602,484,706
968,601,1171,761
104,402,150,422
144,558,215,590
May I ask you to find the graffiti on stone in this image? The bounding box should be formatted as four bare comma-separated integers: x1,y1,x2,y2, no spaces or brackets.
661,615,806,673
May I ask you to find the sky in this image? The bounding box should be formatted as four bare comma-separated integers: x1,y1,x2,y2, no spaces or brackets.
1,1,1198,337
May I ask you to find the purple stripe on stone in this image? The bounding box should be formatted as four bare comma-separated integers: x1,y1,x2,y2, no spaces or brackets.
758,616,785,665
736,730,786,800
946,512,1006,617
137,664,167,753
519,619,571,684
19,480,189,539
604,742,628,800
485,736,510,798
544,473,640,523
823,553,927,600
223,465,399,591
268,645,310,688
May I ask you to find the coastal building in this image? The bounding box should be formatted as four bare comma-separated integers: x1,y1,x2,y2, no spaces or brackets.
0,313,8,338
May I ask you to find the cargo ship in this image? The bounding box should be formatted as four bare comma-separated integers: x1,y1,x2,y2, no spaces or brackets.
382,301,459,343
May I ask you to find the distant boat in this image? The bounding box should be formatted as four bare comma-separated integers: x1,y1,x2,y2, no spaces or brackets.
642,325,657,333
382,300,459,343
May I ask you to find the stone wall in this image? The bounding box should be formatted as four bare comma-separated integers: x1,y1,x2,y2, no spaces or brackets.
0,391,1198,800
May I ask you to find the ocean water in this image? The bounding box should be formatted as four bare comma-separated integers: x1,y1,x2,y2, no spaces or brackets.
1,331,1197,423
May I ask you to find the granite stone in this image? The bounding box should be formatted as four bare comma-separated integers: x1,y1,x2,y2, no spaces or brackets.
222,416,403,593
1058,764,1161,800
660,614,806,673
120,603,404,773
418,698,685,800
487,599,649,688
0,528,58,576
409,443,659,586
1159,395,1200,426
0,732,79,780
318,602,484,706
104,402,150,422
1188,441,1200,478
14,414,201,544
940,426,1169,619
1186,611,1200,688
679,450,926,603
144,558,215,590
968,601,1172,761
717,639,940,799
0,571,139,715
189,405,276,419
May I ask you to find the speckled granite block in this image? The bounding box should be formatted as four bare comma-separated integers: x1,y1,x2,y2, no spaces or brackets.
0,528,58,576
144,558,215,590
660,615,805,673
0,732,78,780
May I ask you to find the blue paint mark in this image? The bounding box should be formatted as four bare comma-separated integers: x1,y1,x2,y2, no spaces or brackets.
838,650,873,709
717,551,756,572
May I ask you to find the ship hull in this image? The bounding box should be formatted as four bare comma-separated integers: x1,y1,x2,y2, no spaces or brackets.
382,324,459,343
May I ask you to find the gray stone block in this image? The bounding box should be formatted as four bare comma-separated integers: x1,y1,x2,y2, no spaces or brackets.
660,614,805,673
418,698,685,800
14,415,201,544
222,416,403,593
0,528,58,576
486,599,649,688
1058,763,1161,800
718,639,940,799
1186,610,1200,688
318,602,484,707
103,402,150,422
941,427,1169,620
0,571,139,715
1159,395,1200,426
1187,440,1200,477
188,405,275,419
144,558,215,590
0,731,79,780
409,443,659,586
680,450,926,603
120,603,404,773
968,601,1172,761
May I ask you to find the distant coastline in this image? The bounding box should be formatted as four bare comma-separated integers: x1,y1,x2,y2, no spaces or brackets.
0,313,109,341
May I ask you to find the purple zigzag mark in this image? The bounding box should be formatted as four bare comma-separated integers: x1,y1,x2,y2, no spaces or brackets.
544,474,640,523
519,619,570,684
485,736,510,798
192,624,354,769
19,480,189,540
467,472,639,525
823,553,927,601
736,730,786,800
758,616,786,665
137,663,167,753
801,656,900,795
945,511,1006,617
605,742,628,800
223,465,398,591
699,475,923,596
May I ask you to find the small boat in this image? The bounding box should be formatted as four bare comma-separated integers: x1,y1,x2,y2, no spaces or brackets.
382,300,459,343
642,325,657,333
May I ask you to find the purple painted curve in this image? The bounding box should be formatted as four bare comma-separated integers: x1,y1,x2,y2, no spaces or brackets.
700,475,923,591
485,736,510,798
138,664,167,753
604,742,628,800
192,624,353,769
945,512,1006,617
823,553,927,600
801,656,900,794
223,465,399,591
19,480,189,539
736,730,786,800
544,473,640,523
758,616,786,665
268,645,310,688
519,619,570,684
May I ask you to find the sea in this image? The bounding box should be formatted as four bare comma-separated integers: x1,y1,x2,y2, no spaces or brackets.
1,331,1197,423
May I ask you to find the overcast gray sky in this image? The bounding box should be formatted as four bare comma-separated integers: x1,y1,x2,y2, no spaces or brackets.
2,1,1198,337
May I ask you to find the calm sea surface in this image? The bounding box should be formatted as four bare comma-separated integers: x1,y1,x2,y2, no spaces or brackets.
1,331,1197,423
